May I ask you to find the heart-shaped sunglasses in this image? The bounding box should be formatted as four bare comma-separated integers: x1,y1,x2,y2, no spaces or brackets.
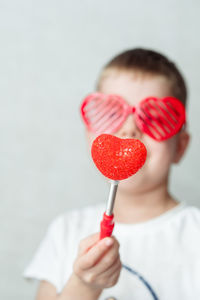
80,93,186,141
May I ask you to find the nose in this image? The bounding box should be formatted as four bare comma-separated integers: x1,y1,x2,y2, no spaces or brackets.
116,114,142,139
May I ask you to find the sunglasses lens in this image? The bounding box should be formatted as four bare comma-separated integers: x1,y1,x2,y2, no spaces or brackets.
136,97,186,141
81,94,128,134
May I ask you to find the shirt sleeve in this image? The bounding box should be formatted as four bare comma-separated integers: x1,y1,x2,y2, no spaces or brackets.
22,215,63,292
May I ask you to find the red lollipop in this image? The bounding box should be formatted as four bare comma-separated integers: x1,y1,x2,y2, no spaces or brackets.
91,134,147,239
91,134,147,180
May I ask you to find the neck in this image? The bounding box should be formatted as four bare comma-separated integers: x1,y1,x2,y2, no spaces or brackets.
113,180,178,224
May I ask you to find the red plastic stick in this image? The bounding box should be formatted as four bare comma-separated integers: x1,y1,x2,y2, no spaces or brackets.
100,212,115,239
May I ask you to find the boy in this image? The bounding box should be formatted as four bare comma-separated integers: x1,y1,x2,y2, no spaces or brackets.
24,49,200,300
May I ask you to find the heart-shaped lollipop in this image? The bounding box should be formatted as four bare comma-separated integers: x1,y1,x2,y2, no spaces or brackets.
91,134,147,180
91,134,147,239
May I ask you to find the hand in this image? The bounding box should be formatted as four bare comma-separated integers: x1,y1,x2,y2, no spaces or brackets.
73,233,122,292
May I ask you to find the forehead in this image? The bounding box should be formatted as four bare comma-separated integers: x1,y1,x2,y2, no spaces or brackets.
98,70,172,105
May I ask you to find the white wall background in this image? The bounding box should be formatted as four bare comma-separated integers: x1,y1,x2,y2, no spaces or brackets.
1,0,200,299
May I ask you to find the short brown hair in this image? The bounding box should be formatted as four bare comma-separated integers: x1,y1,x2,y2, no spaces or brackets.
96,48,187,107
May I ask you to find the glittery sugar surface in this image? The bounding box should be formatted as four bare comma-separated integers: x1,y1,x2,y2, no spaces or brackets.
91,134,147,180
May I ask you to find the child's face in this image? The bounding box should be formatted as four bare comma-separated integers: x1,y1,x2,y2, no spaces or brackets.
86,70,190,193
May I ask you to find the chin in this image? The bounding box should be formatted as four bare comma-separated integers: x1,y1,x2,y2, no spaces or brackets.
118,170,151,194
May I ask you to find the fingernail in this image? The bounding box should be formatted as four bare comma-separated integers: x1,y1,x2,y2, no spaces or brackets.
105,238,113,246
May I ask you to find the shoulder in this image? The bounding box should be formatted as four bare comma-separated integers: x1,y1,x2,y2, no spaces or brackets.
180,204,200,220
48,202,105,239
170,204,200,251
57,202,104,225
179,204,200,230
172,204,200,260
50,202,104,224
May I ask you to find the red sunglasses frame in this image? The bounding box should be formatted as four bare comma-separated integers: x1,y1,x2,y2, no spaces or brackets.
80,92,186,141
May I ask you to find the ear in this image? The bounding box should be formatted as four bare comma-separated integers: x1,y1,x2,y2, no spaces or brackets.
173,130,191,163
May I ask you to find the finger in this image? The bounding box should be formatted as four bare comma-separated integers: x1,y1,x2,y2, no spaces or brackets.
79,237,114,270
97,257,122,287
88,240,120,275
98,255,121,278
78,233,100,256
87,251,121,280
104,264,121,288
80,256,121,287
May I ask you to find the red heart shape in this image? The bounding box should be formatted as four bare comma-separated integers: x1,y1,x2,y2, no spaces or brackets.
91,134,147,180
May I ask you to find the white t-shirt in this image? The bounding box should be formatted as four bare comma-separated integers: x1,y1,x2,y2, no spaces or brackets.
23,201,200,300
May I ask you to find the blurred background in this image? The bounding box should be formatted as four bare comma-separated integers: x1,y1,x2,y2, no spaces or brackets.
1,0,200,299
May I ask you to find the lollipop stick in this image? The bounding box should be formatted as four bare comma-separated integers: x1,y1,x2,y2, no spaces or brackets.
100,180,119,239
